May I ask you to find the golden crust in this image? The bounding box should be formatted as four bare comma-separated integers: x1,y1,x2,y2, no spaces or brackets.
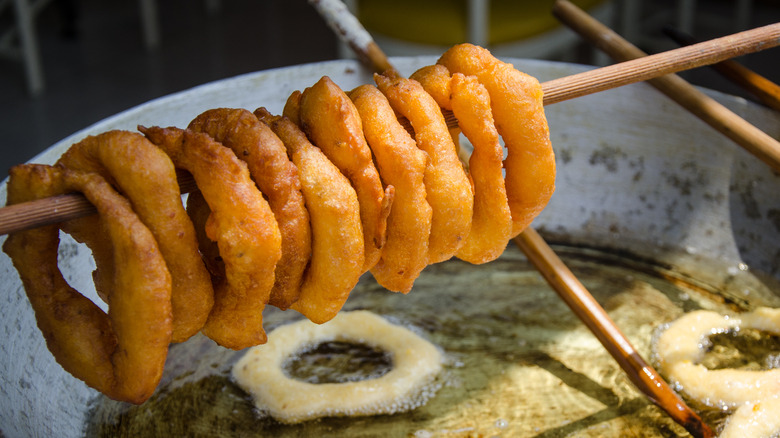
438,43,555,237
298,76,392,272
410,64,453,111
350,84,431,293
56,130,213,342
450,73,513,264
2,164,172,404
188,108,311,310
374,72,473,264
5,46,557,404
141,126,281,350
257,108,364,324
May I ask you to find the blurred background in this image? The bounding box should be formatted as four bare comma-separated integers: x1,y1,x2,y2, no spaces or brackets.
0,0,778,176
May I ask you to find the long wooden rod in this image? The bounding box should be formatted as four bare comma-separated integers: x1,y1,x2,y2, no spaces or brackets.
553,0,780,172
663,25,780,112
1,19,779,237
310,0,713,436
541,20,780,105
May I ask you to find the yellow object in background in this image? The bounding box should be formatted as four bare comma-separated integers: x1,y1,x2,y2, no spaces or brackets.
356,0,607,47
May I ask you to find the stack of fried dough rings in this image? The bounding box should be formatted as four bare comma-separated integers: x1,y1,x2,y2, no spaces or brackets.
2,44,555,404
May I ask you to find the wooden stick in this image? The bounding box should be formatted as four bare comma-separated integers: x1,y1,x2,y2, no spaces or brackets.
514,230,713,438
0,169,196,235
663,25,780,112
308,0,396,75
541,21,780,105
310,2,713,436
553,0,780,173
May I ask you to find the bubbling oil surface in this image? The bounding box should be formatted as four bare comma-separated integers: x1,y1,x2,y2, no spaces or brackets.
85,244,780,437
284,341,394,384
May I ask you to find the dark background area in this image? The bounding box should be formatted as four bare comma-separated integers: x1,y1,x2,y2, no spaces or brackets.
0,0,778,176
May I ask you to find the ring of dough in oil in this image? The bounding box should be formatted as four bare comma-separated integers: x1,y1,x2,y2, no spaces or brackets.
655,307,780,408
718,396,780,438
232,310,442,423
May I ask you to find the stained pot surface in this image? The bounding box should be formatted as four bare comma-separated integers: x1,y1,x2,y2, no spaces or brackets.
0,58,778,437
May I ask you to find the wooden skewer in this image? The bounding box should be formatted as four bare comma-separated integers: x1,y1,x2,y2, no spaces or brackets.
2,18,779,237
663,25,780,112
541,20,780,105
553,0,780,173
310,1,713,437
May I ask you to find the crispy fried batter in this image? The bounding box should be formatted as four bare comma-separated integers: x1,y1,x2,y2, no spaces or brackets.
449,73,513,263
256,108,364,324
412,66,513,264
298,77,392,272
438,43,555,237
3,164,172,404
410,64,453,111
283,90,303,126
188,108,311,310
350,84,430,293
374,72,473,264
56,130,213,342
140,126,281,350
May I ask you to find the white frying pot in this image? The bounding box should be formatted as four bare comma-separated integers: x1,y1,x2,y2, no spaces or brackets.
0,58,778,437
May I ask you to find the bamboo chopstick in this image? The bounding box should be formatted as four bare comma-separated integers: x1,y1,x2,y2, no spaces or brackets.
514,230,713,438
663,25,780,112
553,0,780,173
1,18,779,237
309,1,713,437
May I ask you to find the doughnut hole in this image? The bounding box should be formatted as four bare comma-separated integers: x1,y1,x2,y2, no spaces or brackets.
283,341,394,384
700,329,780,371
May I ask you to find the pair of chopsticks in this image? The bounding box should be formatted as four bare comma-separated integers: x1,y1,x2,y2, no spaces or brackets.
552,0,780,173
309,0,780,437
664,25,780,112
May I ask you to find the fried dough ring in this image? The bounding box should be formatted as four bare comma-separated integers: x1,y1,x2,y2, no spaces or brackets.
232,310,442,424
55,130,213,342
2,164,172,404
719,397,780,438
450,73,513,264
256,108,364,324
655,308,780,408
349,85,431,293
188,108,311,310
56,203,114,302
298,76,392,272
140,126,281,350
438,43,555,237
374,72,473,264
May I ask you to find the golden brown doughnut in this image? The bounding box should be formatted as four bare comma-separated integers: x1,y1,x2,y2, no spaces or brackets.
188,108,311,310
3,164,172,404
140,126,282,350
374,72,473,264
298,76,392,272
256,108,364,324
438,43,555,237
349,84,431,293
450,73,513,263
56,130,213,342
